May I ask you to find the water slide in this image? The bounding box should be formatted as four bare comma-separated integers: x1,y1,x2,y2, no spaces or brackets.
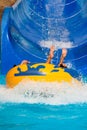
1,0,87,76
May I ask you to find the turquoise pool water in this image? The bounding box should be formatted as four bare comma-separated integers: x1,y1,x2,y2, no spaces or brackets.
0,103,87,130
0,75,87,130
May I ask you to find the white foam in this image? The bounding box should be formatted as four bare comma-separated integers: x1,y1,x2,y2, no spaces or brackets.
0,80,87,105
40,40,73,49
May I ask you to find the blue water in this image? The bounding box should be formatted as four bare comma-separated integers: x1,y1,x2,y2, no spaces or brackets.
0,103,87,130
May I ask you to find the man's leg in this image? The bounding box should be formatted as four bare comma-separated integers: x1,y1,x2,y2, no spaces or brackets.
58,48,67,68
46,45,55,64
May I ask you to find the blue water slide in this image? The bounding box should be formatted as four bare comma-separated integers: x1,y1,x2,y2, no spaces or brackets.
1,0,87,75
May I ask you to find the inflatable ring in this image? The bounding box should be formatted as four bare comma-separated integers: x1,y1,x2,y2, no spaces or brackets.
6,63,81,88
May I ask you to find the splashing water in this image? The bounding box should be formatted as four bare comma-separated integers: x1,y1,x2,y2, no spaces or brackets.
40,40,73,49
0,80,87,105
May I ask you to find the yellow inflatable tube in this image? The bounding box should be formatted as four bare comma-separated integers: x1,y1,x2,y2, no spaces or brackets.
6,63,80,88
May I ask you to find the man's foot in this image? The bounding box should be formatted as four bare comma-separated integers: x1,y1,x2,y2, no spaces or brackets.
58,63,67,68
21,60,30,65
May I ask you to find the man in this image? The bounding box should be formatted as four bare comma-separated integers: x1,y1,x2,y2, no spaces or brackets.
21,46,67,68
